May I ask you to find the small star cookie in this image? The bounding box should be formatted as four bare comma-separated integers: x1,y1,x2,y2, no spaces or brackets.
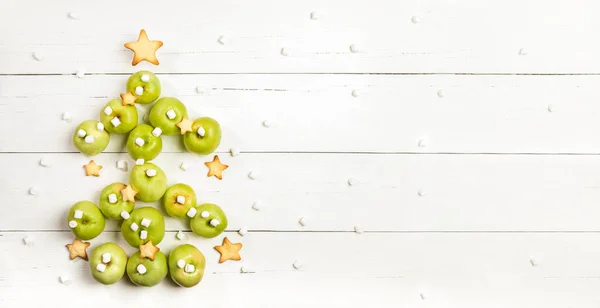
120,92,138,106
176,117,194,134
214,237,242,263
66,238,90,260
205,155,229,180
124,29,163,66
121,184,138,203
83,160,102,177
140,240,160,261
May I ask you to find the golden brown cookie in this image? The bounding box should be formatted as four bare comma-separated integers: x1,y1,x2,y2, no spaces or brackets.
66,238,91,260
214,237,242,263
205,155,229,180
140,240,160,261
124,29,163,66
83,160,102,177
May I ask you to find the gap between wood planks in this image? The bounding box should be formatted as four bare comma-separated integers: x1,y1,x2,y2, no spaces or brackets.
4,151,600,156
3,72,600,76
7,230,600,233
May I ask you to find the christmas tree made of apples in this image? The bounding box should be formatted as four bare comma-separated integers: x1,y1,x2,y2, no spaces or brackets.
65,29,241,287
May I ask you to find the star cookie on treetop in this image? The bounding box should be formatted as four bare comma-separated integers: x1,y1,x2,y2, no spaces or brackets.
124,29,163,66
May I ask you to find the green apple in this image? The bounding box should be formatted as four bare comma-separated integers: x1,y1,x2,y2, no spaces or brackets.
130,162,168,202
99,182,135,220
149,97,188,135
126,71,161,104
183,117,222,155
121,207,165,247
72,120,110,156
190,203,228,238
99,98,138,134
168,244,206,288
126,124,162,161
66,201,105,240
126,251,168,287
89,242,128,285
163,184,196,218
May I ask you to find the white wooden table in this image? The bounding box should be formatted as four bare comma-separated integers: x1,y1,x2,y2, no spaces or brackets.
1,0,599,307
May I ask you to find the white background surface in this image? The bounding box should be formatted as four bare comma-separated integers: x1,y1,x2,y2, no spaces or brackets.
0,0,597,307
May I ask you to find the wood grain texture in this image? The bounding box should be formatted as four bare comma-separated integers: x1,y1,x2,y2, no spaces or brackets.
3,231,600,308
0,0,596,74
5,152,600,232
2,74,600,154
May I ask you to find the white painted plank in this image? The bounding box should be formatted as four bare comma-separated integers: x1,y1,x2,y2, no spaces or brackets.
0,0,596,74
5,152,600,231
2,74,600,154
3,231,600,308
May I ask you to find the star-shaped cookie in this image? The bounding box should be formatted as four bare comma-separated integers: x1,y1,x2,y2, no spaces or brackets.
140,240,160,261
66,238,91,260
83,160,102,177
176,117,194,134
124,29,163,66
214,237,242,263
205,155,229,180
121,184,138,203
120,92,138,106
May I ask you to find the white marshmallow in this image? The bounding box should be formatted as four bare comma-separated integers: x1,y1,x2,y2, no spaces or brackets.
187,207,197,218
141,218,151,227
140,230,148,240
252,200,261,211
185,264,195,273
116,160,128,171
121,211,130,220
102,253,111,263
130,222,139,231
108,193,117,204
77,129,86,138
136,158,145,165
230,147,240,157
299,217,307,226
293,260,303,269
166,109,176,120
28,186,38,196
176,230,186,240
103,106,113,116
248,170,259,180
218,35,228,45
519,48,528,56
349,44,359,53
354,225,364,234
137,264,147,274
68,220,77,228
33,52,44,61
73,210,83,219
135,137,145,147
348,177,358,186
152,127,162,137
180,162,189,171
240,266,251,273
141,74,150,82
437,89,445,98
68,12,80,20
195,86,206,95
280,48,289,56
59,275,71,285
262,120,271,127
23,236,34,246
238,227,248,236
110,117,121,127
351,89,361,97
135,86,144,96
62,112,71,122
39,158,51,167
411,16,420,24
96,122,104,131
175,196,186,204
200,211,210,218
210,219,220,227
197,126,206,137
96,263,106,272
146,169,157,177
177,259,186,268
418,139,427,148
75,70,85,79
84,135,95,144
310,11,320,20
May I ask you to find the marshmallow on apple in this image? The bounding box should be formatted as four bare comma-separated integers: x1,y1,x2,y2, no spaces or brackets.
72,120,110,156
121,207,165,247
126,250,168,287
126,71,161,104
126,124,163,161
129,161,168,202
90,242,128,285
99,99,138,134
66,201,105,240
99,182,135,220
189,203,228,238
163,183,197,218
149,97,188,135
183,117,222,155
168,244,206,287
